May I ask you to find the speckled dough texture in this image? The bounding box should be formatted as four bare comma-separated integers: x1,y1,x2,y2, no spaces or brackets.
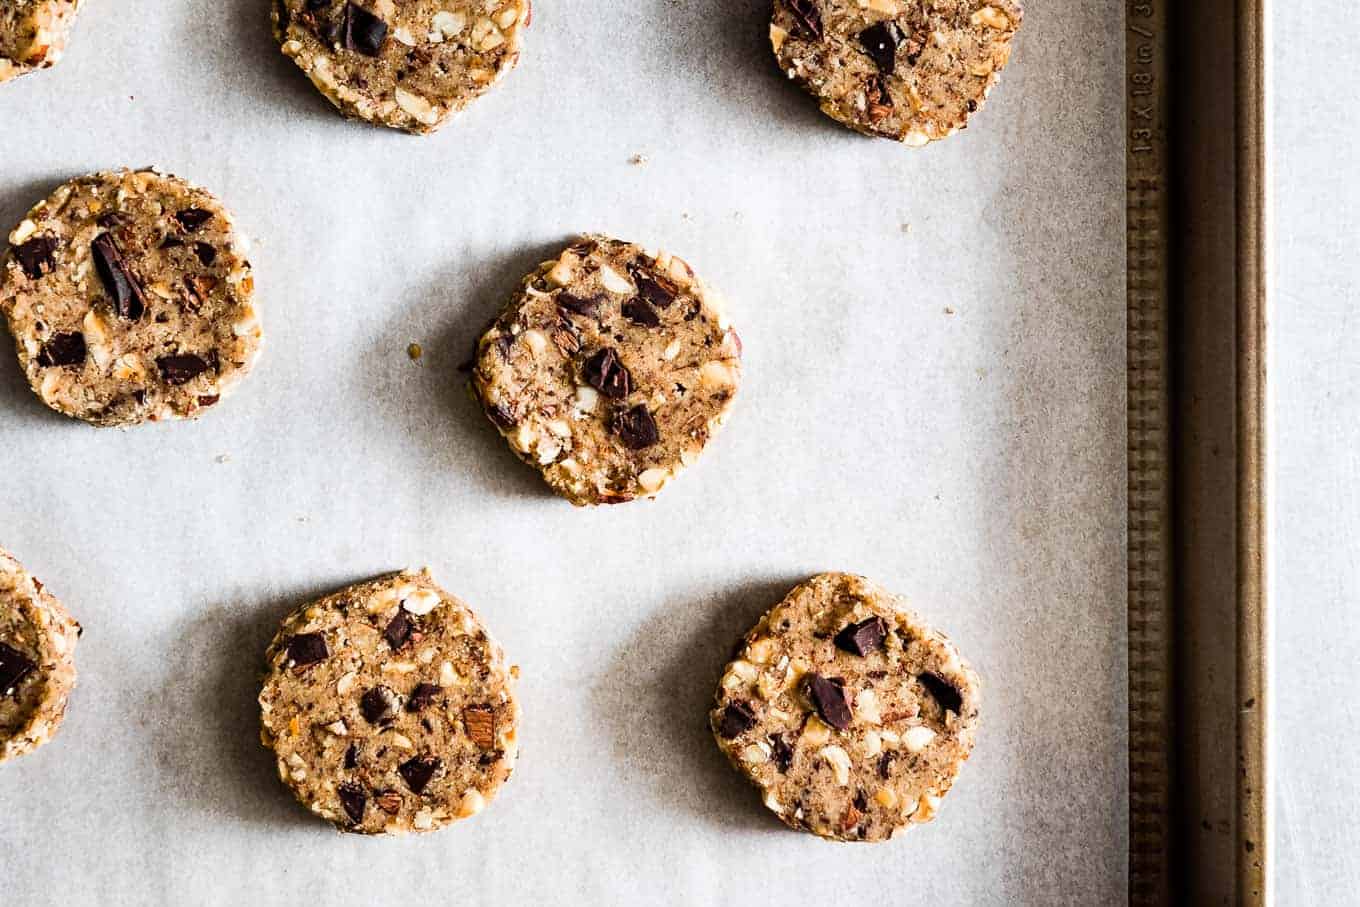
0,0,83,84
770,0,1021,144
259,570,520,835
0,548,79,764
272,0,529,133
710,573,980,842
472,235,742,506
0,169,263,427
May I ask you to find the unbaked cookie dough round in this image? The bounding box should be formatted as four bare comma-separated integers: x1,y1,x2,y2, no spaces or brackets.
0,0,84,84
471,235,742,506
709,573,979,842
258,569,520,835
272,0,530,134
0,548,80,764
0,169,263,427
769,0,1022,144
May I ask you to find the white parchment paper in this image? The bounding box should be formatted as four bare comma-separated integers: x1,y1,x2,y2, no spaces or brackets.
0,1,1127,903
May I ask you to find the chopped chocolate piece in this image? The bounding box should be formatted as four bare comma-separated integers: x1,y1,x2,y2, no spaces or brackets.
582,347,634,399
770,734,794,772
621,298,661,327
834,617,887,656
786,0,823,39
193,242,217,265
156,354,211,386
0,641,36,696
286,632,329,669
174,208,214,231
360,685,399,725
397,755,441,794
611,404,659,449
486,402,517,430
344,3,388,56
96,212,129,229
805,674,853,730
197,395,220,407
160,236,184,249
557,292,602,318
374,790,403,813
878,751,896,779
343,743,359,769
463,705,496,749
918,672,963,715
383,612,413,651
716,701,757,739
91,232,146,320
337,782,367,823
36,332,86,368
13,236,58,280
859,21,902,75
629,266,678,308
406,682,440,713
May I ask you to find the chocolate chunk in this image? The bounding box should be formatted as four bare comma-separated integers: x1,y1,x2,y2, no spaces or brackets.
286,632,329,669
160,237,184,249
805,674,853,730
878,751,896,779
197,395,220,407
918,672,963,715
0,642,36,697
360,685,399,725
770,734,794,772
305,0,328,9
97,212,129,229
156,354,210,386
463,705,496,749
786,0,823,39
834,617,887,656
344,3,388,56
582,347,634,399
398,755,441,794
406,682,440,713
174,208,214,232
610,404,659,450
13,236,58,279
337,782,366,823
374,789,402,813
629,266,678,308
36,332,86,368
193,242,217,265
621,298,661,327
859,21,902,75
343,743,359,769
383,611,413,651
716,701,757,739
91,233,146,320
486,402,517,430
557,292,602,318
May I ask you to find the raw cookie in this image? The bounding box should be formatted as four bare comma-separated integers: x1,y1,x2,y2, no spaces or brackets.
0,548,80,764
709,573,979,842
0,169,263,427
769,0,1022,144
272,0,530,134
471,236,742,506
258,569,520,835
0,0,84,84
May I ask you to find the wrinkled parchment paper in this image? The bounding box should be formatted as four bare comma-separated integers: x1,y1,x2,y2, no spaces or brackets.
0,1,1126,903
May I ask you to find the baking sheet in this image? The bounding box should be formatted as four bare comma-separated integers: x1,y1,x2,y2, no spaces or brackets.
0,1,1127,903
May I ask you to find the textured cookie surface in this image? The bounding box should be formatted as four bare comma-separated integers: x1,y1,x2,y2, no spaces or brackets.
0,0,83,83
770,0,1021,144
472,236,741,506
710,573,979,841
259,570,520,835
0,169,262,427
272,0,529,133
0,548,80,764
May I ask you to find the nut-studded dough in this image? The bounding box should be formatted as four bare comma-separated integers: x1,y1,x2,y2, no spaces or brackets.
0,0,84,84
710,573,979,842
0,548,80,764
770,0,1022,144
0,169,263,427
472,236,742,506
258,570,520,835
272,0,530,134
